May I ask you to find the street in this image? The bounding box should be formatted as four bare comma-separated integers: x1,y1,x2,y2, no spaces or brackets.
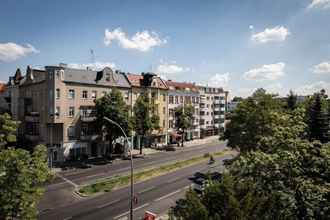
38,150,233,220
39,141,226,212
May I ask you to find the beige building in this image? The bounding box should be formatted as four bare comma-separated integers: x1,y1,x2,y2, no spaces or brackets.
7,65,131,162
127,73,169,146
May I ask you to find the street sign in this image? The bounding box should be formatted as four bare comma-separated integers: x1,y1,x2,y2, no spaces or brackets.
144,211,156,220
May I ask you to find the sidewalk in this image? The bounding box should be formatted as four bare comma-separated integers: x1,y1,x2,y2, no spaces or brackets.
131,135,220,156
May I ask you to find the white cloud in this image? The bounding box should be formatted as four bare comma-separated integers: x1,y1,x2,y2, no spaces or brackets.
308,0,330,9
251,26,290,43
206,73,230,87
243,62,286,81
295,81,330,95
68,61,116,70
156,62,190,74
264,83,284,95
0,42,39,62
312,61,330,74
104,28,167,52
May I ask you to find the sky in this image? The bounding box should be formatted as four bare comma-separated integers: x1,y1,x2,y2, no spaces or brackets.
0,0,330,98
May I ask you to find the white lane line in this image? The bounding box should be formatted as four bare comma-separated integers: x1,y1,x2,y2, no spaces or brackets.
154,190,181,202
56,173,78,188
183,185,190,190
138,186,155,194
166,177,181,184
63,216,72,220
97,199,121,209
113,203,150,219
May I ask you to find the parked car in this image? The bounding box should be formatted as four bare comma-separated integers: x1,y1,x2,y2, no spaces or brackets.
191,172,222,193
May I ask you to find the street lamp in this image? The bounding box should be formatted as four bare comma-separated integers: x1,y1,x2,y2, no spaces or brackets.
103,116,134,220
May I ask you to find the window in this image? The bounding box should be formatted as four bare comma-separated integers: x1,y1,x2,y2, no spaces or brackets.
56,89,60,99
68,89,75,99
163,107,166,114
207,112,209,115
207,96,210,101
175,96,179,104
91,91,97,99
55,107,60,118
180,96,183,104
169,120,174,128
169,109,174,117
68,126,76,139
69,107,75,117
82,90,88,99
192,97,195,103
163,120,165,127
169,95,174,104
163,94,166,102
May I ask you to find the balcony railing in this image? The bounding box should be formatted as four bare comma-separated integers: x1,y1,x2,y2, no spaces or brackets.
80,110,97,122
25,112,40,122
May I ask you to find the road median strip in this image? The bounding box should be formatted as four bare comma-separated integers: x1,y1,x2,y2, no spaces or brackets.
77,149,231,197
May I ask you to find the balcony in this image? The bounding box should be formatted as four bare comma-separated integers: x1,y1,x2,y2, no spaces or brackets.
25,112,40,122
25,134,39,141
80,110,96,122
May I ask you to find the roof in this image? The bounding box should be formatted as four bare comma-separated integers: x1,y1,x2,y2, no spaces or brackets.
166,80,198,92
127,73,168,89
0,83,6,93
59,67,131,88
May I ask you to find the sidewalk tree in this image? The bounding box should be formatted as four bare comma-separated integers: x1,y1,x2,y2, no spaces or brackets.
0,113,51,219
95,89,131,157
174,104,194,147
132,92,159,154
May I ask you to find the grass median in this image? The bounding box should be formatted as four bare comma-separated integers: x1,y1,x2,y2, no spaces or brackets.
78,149,230,197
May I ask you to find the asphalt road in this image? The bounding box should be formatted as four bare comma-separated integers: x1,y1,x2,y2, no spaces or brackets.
39,141,227,211
38,152,233,220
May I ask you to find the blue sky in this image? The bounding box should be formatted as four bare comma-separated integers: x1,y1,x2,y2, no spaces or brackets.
0,0,329,97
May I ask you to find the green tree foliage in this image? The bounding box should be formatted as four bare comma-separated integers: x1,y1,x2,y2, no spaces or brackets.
172,89,330,220
0,113,51,219
95,89,131,157
174,104,194,146
132,92,160,154
0,113,18,149
287,90,298,110
308,93,329,143
224,89,281,152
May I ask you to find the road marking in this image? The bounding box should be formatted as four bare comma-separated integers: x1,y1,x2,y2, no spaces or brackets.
63,216,72,220
113,203,150,219
183,185,190,190
154,190,181,202
166,177,181,184
97,199,121,209
138,186,155,194
56,173,78,188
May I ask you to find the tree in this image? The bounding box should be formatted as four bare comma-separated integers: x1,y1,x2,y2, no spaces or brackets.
174,104,194,147
308,93,329,143
0,113,18,149
232,96,243,102
95,89,131,158
132,92,159,154
0,113,51,219
286,90,297,110
224,89,281,152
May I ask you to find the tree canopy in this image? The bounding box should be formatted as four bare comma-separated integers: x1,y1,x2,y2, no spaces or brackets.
174,104,194,146
95,89,131,156
0,113,51,219
132,92,159,153
171,88,330,220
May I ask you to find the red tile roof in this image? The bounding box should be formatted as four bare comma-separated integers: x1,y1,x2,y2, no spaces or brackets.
0,83,6,93
166,80,198,92
127,73,168,89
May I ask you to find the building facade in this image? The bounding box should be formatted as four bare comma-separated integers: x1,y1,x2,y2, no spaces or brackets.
198,86,228,137
166,80,200,142
6,65,131,162
127,73,169,147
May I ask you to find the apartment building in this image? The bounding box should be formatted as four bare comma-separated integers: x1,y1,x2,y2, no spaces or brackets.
166,80,200,142
6,65,131,162
127,73,169,147
198,86,228,137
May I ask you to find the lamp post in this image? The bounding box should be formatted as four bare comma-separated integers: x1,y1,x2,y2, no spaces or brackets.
103,116,134,220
